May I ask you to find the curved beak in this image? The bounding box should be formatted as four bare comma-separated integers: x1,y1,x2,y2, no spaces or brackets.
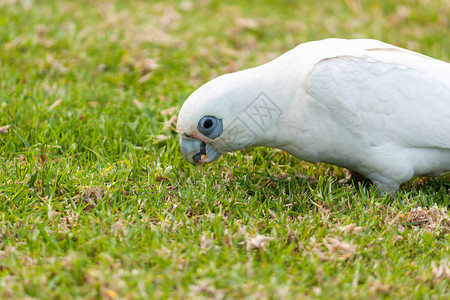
180,136,222,165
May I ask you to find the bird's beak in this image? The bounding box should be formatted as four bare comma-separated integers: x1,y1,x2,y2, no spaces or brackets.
180,136,221,165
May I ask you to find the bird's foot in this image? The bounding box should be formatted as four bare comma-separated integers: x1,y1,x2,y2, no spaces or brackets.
339,169,372,186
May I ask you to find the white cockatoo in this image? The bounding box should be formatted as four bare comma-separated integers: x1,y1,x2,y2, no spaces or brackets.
177,39,450,193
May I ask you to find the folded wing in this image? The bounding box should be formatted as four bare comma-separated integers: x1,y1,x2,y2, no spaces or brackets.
305,48,450,150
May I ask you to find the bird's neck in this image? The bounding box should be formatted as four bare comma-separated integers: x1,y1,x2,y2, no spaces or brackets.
222,55,303,152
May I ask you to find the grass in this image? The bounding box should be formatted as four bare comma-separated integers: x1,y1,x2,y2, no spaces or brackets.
0,0,449,298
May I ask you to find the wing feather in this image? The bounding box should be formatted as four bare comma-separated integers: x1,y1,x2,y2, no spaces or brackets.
305,50,450,150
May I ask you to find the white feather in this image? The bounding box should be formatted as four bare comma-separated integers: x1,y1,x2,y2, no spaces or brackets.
177,39,450,193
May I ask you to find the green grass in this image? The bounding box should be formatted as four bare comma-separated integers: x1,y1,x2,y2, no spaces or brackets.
0,0,449,298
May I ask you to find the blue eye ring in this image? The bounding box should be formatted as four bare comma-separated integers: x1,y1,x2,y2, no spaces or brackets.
197,116,223,139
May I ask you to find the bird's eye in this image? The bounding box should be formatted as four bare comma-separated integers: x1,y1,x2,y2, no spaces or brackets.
197,116,223,139
203,119,213,128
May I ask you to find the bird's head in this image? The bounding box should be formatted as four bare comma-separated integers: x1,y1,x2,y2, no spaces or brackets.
177,70,280,165
177,73,246,165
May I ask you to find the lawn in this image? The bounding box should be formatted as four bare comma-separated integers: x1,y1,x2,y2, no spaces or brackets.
0,0,449,298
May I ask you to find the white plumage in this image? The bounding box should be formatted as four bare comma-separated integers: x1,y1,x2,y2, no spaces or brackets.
177,39,450,193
